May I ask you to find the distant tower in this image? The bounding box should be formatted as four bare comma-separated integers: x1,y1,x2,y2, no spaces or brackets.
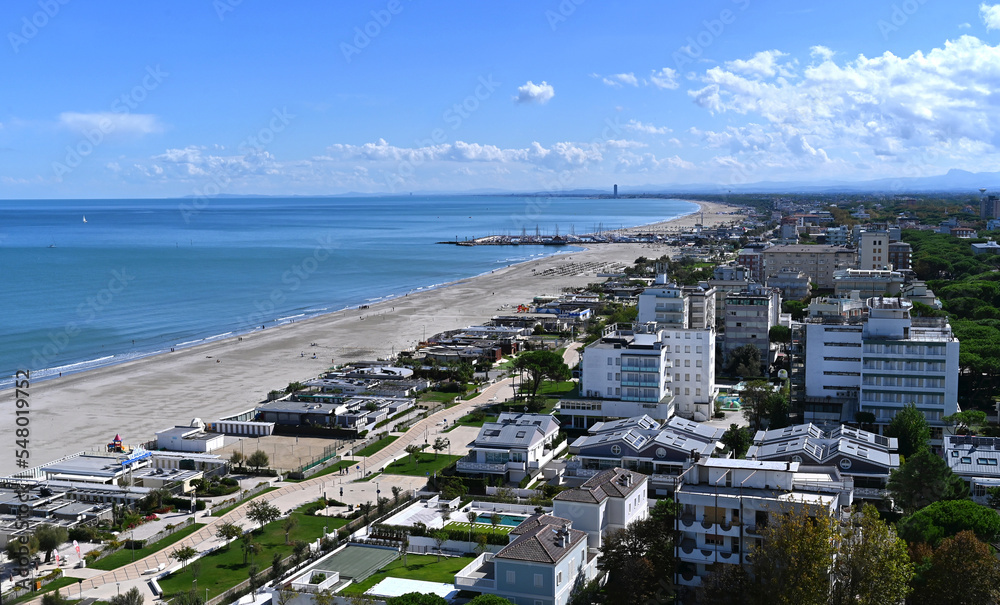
614,184,618,199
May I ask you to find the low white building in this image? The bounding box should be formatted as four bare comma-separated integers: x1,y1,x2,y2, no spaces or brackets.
944,435,1000,504
456,413,562,483
155,419,225,453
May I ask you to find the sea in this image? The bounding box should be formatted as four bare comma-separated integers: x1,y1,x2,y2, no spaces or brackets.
0,195,697,387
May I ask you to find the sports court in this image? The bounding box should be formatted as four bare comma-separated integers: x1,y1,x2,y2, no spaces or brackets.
308,544,399,583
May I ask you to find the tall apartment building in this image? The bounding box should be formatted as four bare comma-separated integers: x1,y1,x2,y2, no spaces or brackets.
722,283,781,368
636,276,717,421
823,225,850,246
736,248,765,283
981,194,1000,220
674,457,854,592
762,245,856,290
887,241,912,270
708,264,752,328
857,230,890,270
802,297,960,445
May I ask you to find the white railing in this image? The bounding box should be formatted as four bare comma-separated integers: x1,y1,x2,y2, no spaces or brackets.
457,460,507,473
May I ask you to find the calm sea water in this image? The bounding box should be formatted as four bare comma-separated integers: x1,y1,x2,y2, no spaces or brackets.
0,195,696,386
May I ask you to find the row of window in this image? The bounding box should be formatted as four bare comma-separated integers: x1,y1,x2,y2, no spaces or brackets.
950,451,999,466
862,392,945,404
862,376,945,388
864,343,947,356
674,359,704,368
862,360,946,372
665,345,704,354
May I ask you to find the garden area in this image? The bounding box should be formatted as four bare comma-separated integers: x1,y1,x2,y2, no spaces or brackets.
158,501,349,602
339,554,476,596
384,453,462,477
354,435,399,458
90,523,205,570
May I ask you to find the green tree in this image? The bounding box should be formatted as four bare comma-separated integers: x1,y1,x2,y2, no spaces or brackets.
910,531,1000,605
897,499,1000,546
109,586,144,605
41,593,68,605
721,423,753,458
246,499,281,531
285,381,304,394
988,485,1000,509
768,325,791,344
740,379,773,431
726,343,763,377
170,545,198,566
246,449,270,471
270,551,284,582
748,506,836,605
34,524,68,563
404,444,421,466
282,515,298,544
829,504,912,605
943,409,988,435
597,502,677,605
885,402,931,458
228,450,244,470
215,522,242,548
467,595,515,605
174,589,203,605
385,593,448,605
431,530,448,562
5,533,38,562
513,350,571,407
782,300,807,321
887,449,968,515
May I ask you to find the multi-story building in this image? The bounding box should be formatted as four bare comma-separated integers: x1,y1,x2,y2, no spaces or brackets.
766,267,811,301
553,467,649,549
857,230,890,270
823,225,850,246
980,195,1000,220
722,284,781,368
674,457,854,591
455,513,597,605
832,268,904,298
456,413,562,483
801,297,960,445
571,325,675,427
635,276,717,421
736,248,766,283
709,264,752,329
887,241,912,270
746,423,899,500
762,244,856,290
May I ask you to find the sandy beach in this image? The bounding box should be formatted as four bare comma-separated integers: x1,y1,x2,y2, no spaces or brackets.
0,200,742,476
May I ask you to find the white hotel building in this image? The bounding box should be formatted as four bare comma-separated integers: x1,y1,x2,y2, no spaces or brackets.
802,297,959,444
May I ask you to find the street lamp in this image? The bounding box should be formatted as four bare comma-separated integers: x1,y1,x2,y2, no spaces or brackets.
116,583,120,597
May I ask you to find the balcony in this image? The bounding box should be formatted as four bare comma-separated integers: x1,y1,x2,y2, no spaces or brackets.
620,364,660,373
456,459,526,474
455,553,496,591
854,487,888,499
621,380,661,387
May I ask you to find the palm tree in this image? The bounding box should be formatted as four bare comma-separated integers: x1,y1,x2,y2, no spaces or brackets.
391,485,403,504
282,516,298,545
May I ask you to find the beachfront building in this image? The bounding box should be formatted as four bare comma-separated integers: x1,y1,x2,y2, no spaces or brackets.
761,244,857,290
552,467,649,549
255,395,413,434
454,513,596,605
722,284,781,369
944,435,1000,504
566,415,724,496
155,419,225,453
824,225,850,246
708,263,752,328
636,275,718,421
801,297,960,445
456,413,562,483
746,423,899,500
857,230,890,270
674,457,854,591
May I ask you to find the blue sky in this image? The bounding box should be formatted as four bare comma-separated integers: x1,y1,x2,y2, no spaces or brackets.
2,0,999,198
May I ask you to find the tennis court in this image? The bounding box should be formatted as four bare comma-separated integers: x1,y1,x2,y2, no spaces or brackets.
313,545,399,583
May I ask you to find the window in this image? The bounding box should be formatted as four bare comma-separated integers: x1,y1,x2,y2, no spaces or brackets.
685,346,691,353
608,358,612,365
557,571,563,585
615,373,620,380
607,372,613,381
696,346,703,353
611,444,621,455
685,388,690,395
507,571,516,584
684,360,691,367
534,573,543,588
961,457,972,464
696,360,703,367
616,358,620,365
696,388,702,396
705,534,724,546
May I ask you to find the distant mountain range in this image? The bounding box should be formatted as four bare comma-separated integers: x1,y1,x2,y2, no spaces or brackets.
192,169,1000,199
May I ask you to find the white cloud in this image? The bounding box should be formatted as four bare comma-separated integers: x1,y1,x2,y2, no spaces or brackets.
649,67,679,89
624,119,672,135
600,73,639,87
809,46,835,61
724,50,794,79
959,22,972,28
58,112,163,136
981,3,1000,29
515,80,555,104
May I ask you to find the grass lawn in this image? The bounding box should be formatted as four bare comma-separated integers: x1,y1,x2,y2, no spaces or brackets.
384,453,462,477
340,554,476,595
446,411,498,431
210,487,279,517
298,459,355,481
354,435,398,458
90,523,205,570
6,577,78,605
159,503,348,601
418,390,463,404
505,380,577,415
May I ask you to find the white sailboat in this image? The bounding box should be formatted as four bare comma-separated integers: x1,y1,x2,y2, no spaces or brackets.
82,215,87,223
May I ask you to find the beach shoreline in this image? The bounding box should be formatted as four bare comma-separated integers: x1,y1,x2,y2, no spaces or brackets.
0,199,742,476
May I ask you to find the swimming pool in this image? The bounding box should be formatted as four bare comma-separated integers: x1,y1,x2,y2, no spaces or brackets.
476,513,527,527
